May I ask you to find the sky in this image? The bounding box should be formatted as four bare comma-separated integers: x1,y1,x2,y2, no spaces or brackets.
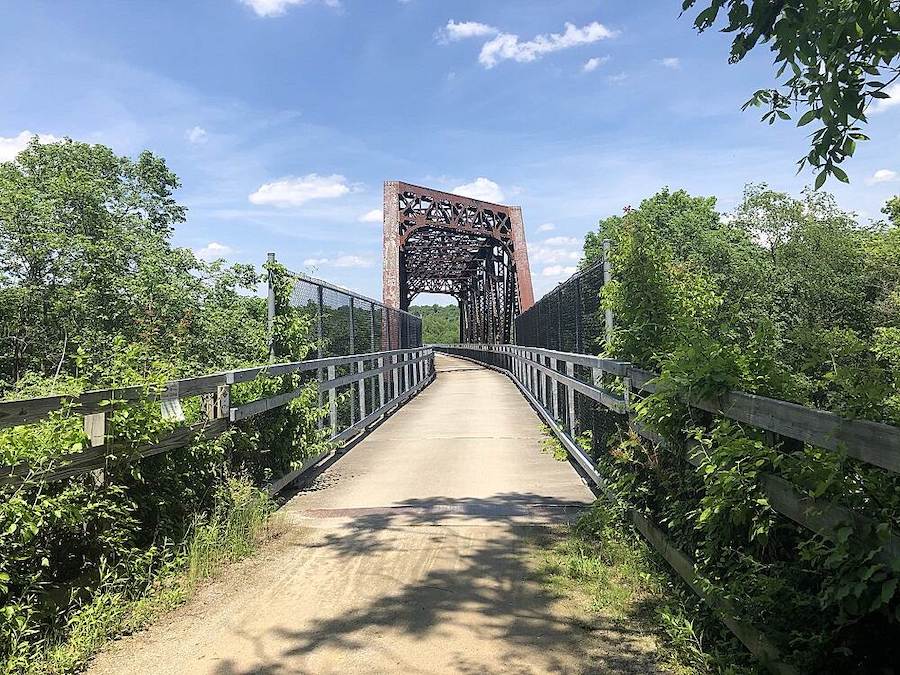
2,0,900,305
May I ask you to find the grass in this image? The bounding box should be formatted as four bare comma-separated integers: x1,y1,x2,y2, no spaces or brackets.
14,477,281,675
535,504,754,674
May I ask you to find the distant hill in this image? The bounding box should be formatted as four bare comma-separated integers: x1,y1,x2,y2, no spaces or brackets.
409,304,459,344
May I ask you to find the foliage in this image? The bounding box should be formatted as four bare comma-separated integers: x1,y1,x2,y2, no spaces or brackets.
683,0,900,185
584,185,900,670
409,304,459,344
0,136,268,390
0,139,326,671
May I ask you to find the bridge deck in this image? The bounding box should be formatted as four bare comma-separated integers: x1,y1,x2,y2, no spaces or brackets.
89,355,660,674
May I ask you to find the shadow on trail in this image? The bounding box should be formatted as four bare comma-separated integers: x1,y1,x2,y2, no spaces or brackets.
210,493,662,675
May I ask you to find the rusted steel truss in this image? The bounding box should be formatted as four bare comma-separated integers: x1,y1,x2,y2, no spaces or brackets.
383,181,535,343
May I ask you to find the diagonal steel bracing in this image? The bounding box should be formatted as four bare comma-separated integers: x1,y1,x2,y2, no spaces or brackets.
383,181,535,344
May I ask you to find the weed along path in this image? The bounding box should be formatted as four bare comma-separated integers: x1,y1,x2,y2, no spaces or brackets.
88,354,662,674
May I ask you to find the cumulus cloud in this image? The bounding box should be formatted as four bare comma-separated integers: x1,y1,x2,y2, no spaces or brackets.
303,255,372,269
358,208,382,223
249,173,350,207
0,130,60,162
543,236,579,246
195,242,234,261
871,83,900,114
450,177,505,203
530,236,582,266
583,56,609,72
659,57,681,69
868,168,899,184
478,22,617,68
437,19,497,43
537,223,556,232
186,126,207,143
240,0,339,17
542,265,578,277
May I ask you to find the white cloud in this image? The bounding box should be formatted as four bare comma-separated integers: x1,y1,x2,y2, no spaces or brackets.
358,208,382,223
529,236,582,265
868,168,899,184
334,255,372,268
608,72,627,83
542,265,578,277
479,22,617,68
240,0,339,17
659,57,681,69
0,130,60,162
871,83,900,114
303,255,372,269
438,20,497,43
450,177,505,203
583,56,609,72
249,173,350,207
543,236,579,246
186,126,207,143
195,241,234,260
537,223,556,232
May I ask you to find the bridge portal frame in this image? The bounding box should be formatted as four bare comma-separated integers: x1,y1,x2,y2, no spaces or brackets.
383,181,535,344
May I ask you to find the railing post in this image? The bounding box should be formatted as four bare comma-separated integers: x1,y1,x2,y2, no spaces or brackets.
358,358,366,420
549,357,559,420
85,412,106,484
566,361,576,437
391,354,400,399
327,364,337,435
378,356,386,408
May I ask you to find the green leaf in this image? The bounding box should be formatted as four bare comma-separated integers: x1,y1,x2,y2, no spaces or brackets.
814,169,828,189
797,109,818,126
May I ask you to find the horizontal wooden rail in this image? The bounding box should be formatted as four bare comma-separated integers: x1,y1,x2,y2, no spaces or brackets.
1,348,435,489
0,348,430,430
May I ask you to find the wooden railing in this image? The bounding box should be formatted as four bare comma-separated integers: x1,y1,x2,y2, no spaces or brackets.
436,343,900,674
0,347,435,494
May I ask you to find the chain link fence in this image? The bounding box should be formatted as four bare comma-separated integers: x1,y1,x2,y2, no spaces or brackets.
514,257,608,355
283,269,423,358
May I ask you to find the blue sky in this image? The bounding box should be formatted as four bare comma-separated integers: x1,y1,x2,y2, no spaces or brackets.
2,0,900,304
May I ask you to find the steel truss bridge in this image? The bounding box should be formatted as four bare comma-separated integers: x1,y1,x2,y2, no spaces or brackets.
382,181,535,343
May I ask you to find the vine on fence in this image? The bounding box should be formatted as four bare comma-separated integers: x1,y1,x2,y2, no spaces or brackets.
589,186,900,671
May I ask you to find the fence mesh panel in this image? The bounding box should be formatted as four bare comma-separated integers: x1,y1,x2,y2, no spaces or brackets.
285,270,422,359
515,260,605,354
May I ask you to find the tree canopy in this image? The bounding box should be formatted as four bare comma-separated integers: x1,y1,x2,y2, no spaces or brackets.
684,0,900,185
0,137,268,391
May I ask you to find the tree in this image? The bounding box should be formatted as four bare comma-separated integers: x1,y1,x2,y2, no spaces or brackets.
683,0,900,186
0,137,267,389
409,304,460,344
884,195,900,225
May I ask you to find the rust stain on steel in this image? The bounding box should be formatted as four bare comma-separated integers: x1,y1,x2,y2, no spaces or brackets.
382,180,536,343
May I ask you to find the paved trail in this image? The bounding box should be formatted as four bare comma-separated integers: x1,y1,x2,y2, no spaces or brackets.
89,354,660,674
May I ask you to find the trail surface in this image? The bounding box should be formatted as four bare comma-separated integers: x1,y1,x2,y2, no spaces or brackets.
89,354,660,674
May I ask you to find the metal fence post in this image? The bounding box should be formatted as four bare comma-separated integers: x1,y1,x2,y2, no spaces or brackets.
327,364,337,435
603,238,614,351
267,252,276,361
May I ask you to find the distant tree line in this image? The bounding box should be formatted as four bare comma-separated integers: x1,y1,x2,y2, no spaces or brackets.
409,304,460,344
